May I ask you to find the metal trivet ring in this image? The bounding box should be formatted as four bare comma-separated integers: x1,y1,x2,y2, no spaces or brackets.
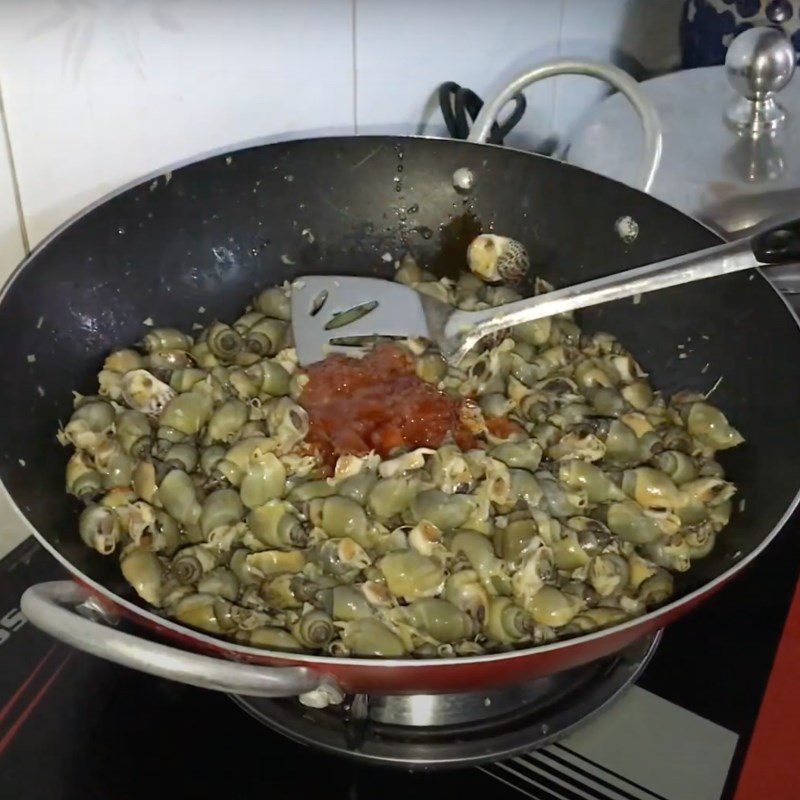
230,631,660,770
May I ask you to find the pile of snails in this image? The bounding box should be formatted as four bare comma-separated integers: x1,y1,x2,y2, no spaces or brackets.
58,233,743,658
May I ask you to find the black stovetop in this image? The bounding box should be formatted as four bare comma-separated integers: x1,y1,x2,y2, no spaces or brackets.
1,509,798,800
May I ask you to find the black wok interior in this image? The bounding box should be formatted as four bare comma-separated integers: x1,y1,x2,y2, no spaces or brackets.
1,136,798,610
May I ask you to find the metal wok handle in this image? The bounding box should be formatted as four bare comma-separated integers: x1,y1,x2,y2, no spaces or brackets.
467,58,663,193
21,581,326,698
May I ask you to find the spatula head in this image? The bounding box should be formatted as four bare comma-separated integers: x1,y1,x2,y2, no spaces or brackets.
290,276,434,365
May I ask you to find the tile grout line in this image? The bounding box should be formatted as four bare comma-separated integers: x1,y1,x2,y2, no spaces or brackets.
0,76,29,255
351,0,358,134
549,0,567,146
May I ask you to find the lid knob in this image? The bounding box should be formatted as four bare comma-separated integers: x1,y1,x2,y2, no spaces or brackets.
725,27,796,134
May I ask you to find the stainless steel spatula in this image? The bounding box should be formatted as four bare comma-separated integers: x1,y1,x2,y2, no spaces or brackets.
290,220,799,366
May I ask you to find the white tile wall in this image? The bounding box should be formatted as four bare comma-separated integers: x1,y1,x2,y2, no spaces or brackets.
0,0,356,247
0,0,683,557
0,108,28,560
354,0,683,150
354,0,564,151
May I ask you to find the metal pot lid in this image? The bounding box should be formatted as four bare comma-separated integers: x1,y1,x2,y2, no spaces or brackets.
566,27,800,240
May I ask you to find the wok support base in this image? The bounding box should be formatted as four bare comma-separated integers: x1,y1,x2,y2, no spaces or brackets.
230,630,660,770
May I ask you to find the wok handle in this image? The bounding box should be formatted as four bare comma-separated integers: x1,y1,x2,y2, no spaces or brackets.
20,581,330,699
467,58,662,193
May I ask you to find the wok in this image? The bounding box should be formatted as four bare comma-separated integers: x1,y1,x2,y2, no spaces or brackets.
4,133,800,699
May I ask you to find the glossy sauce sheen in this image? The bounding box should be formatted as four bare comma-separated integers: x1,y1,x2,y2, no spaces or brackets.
300,345,478,467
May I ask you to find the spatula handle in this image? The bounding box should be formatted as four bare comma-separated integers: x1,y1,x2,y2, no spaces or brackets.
444,222,800,361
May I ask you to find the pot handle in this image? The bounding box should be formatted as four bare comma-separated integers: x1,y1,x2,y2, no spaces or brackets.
467,58,663,194
21,581,328,698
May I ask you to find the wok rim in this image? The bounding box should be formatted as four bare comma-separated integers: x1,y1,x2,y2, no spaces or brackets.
4,133,800,669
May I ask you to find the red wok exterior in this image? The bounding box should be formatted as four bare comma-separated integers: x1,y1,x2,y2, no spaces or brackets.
82,575,719,694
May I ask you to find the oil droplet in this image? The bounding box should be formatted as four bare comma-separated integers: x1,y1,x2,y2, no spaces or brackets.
452,167,475,192
397,165,404,173
395,185,402,192
415,226,434,240
117,226,126,235
408,203,419,214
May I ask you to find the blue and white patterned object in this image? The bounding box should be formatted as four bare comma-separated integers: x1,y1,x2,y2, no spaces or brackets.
681,0,800,67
